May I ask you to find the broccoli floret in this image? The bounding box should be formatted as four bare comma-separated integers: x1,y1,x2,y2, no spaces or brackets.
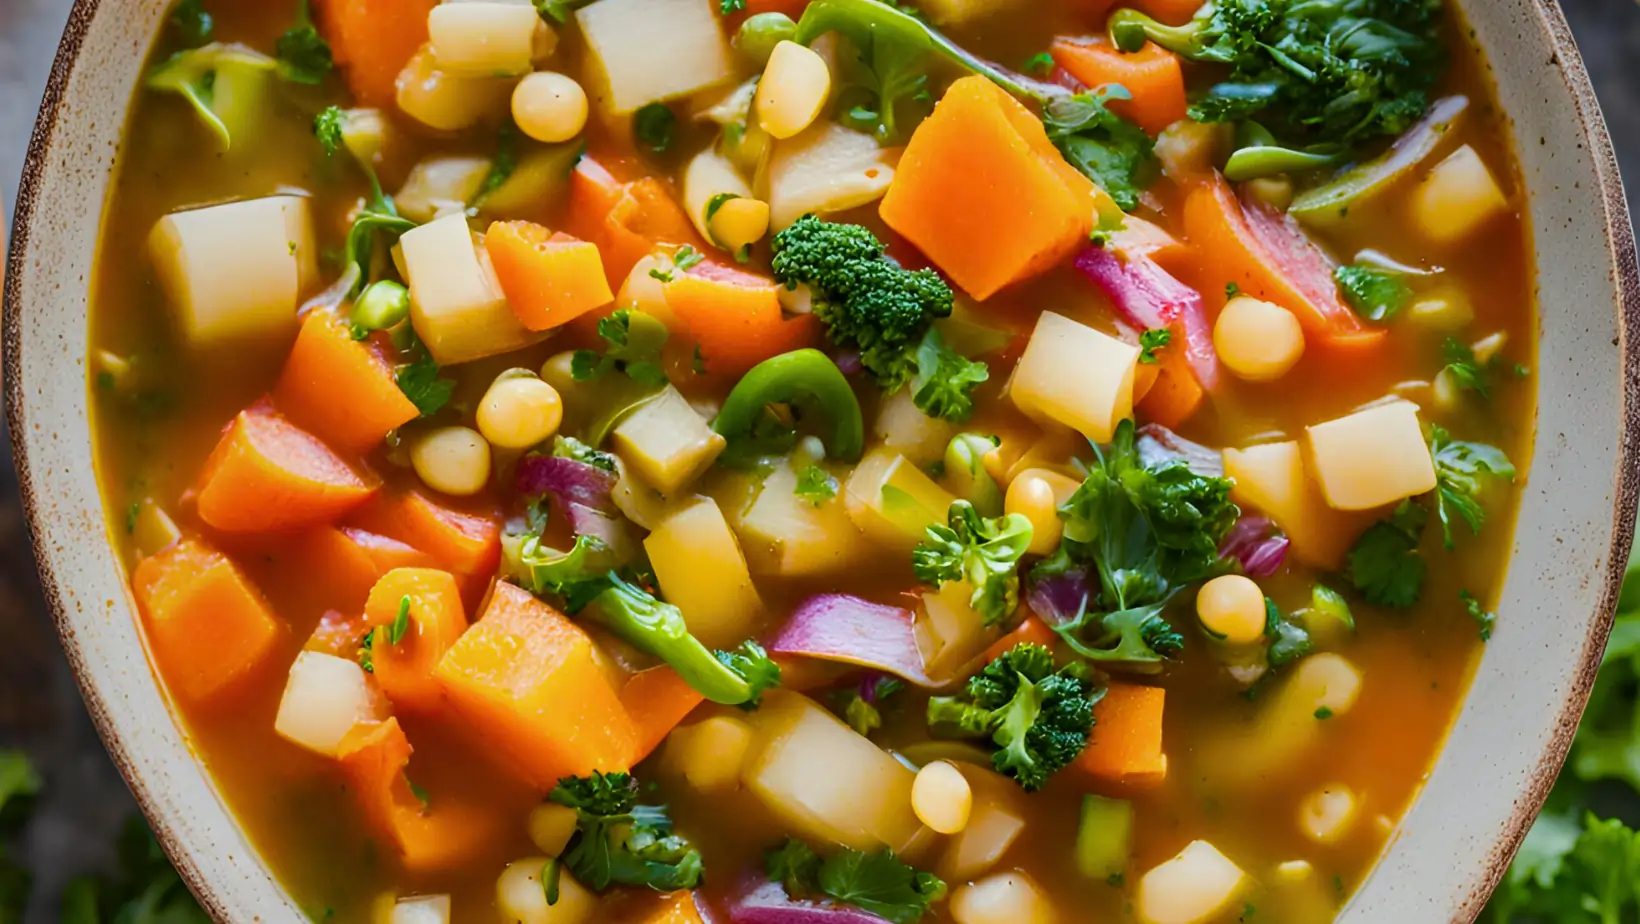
926,643,1096,791
1052,602,1185,672
911,329,989,423
912,501,1033,627
545,772,704,900
771,217,954,391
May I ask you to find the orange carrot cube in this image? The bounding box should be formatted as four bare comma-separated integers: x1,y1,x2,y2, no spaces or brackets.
133,538,282,704
364,568,468,715
621,666,706,763
273,312,419,454
486,221,615,331
193,401,378,534
1076,682,1167,785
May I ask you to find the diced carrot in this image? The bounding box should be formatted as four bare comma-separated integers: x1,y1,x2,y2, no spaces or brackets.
881,76,1095,301
434,582,639,788
978,618,1056,666
336,718,505,872
193,401,378,534
1076,682,1167,785
290,526,437,612
1182,174,1385,354
307,609,370,658
635,892,708,924
1137,0,1204,25
486,221,615,331
273,312,419,454
569,158,701,284
345,489,502,577
1135,324,1204,428
1051,38,1187,136
621,666,705,763
662,264,819,375
133,538,282,704
364,569,469,714
312,0,437,108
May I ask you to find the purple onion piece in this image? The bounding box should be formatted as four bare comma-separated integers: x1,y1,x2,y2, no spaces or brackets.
1137,424,1225,477
1026,567,1093,624
515,455,618,512
768,595,934,686
1073,245,1221,391
1220,516,1291,578
729,877,895,924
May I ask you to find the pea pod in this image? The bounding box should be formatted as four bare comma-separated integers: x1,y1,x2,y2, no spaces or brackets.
713,349,864,464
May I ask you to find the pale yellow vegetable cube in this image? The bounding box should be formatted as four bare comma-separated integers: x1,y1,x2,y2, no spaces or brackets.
768,121,897,230
526,803,578,856
148,195,313,349
743,691,923,851
951,872,1056,924
396,45,513,132
611,386,727,494
1136,841,1248,924
939,764,1026,881
273,652,385,758
914,579,992,680
131,498,183,559
428,2,541,77
1010,311,1138,442
662,715,755,792
1223,440,1374,569
737,463,867,576
576,0,734,115
394,156,492,223
645,497,762,648
1305,401,1437,511
495,859,595,924
683,148,753,243
399,214,545,365
1406,288,1475,332
387,895,451,924
875,388,957,466
1410,145,1509,245
844,448,958,552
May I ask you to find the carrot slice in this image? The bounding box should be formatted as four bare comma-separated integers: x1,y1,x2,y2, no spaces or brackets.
978,618,1056,666
486,221,615,331
568,158,701,285
307,609,370,658
1051,38,1187,135
312,0,438,108
662,264,819,375
133,538,282,704
1075,682,1166,785
621,666,706,763
880,76,1095,301
364,568,468,715
1135,322,1205,428
434,582,638,787
273,312,419,454
193,401,378,534
345,489,502,577
336,718,506,872
289,526,437,612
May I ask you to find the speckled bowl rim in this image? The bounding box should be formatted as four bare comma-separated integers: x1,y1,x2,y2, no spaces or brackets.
6,0,1639,921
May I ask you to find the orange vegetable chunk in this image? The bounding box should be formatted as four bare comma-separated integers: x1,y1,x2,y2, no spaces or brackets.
621,666,706,763
434,582,638,788
569,158,701,284
1136,324,1205,428
346,489,502,577
273,312,418,454
486,221,615,331
307,609,370,658
1077,682,1167,785
313,0,439,108
880,75,1094,301
193,401,378,534
1051,38,1187,135
637,892,708,924
663,263,819,375
291,526,438,613
364,568,469,714
977,618,1056,667
133,538,281,704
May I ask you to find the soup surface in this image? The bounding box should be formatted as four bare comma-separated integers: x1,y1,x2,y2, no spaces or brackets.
90,0,1535,921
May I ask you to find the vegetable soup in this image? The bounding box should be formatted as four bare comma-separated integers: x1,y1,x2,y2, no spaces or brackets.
89,0,1534,921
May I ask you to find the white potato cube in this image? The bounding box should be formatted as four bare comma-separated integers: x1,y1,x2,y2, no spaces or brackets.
400,213,545,365
576,0,734,114
1223,440,1372,569
429,2,541,77
662,715,755,792
1136,841,1248,924
950,872,1055,924
1410,145,1509,245
768,121,896,230
683,148,754,243
396,45,513,132
273,652,385,758
645,497,762,648
875,388,956,466
1298,784,1359,845
389,895,451,924
737,463,867,576
844,448,958,552
611,386,727,494
743,692,923,851
939,764,1026,881
148,196,313,349
496,858,595,924
394,156,492,223
1305,401,1437,511
1010,311,1138,442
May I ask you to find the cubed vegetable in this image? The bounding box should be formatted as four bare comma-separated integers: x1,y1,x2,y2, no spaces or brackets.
273,651,387,757
485,222,614,331
1410,145,1509,245
527,802,579,857
388,895,451,924
1223,440,1374,569
736,462,868,577
399,213,546,365
1076,795,1134,883
1074,682,1166,785
396,44,512,132
663,715,755,792
273,312,419,454
147,195,314,349
939,763,1026,881
133,538,282,704
428,2,541,77
194,402,379,534
1297,784,1358,844
644,497,763,649
950,872,1056,924
495,858,597,924
1205,653,1362,787
395,156,492,223
914,579,992,679
844,448,959,552
767,121,896,231
1136,841,1248,924
1009,312,1139,442
875,388,957,467
576,0,734,114
1305,401,1437,511
611,386,727,494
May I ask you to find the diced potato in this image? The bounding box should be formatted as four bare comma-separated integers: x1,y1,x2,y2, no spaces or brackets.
428,2,542,77
950,872,1055,924
273,652,386,758
767,121,897,230
683,148,754,243
576,0,734,115
645,497,762,648
1410,145,1509,245
610,456,672,530
1136,841,1248,924
844,448,958,552
914,580,992,680
939,763,1026,881
1472,330,1508,365
1274,859,1314,883
481,142,584,217
662,715,755,792
388,895,451,924
1305,401,1437,511
1205,653,1362,787
875,388,957,467
526,803,578,857
400,213,545,365
1223,440,1375,569
736,463,868,576
1298,784,1359,845
1009,312,1138,443
611,386,727,494
394,156,492,223
743,691,923,851
396,45,513,132
148,195,314,349
496,858,596,924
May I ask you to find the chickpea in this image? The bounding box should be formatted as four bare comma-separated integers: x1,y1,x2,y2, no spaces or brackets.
1214,296,1305,382
512,72,588,144
476,373,563,449
912,761,973,834
410,426,491,496
1196,574,1267,645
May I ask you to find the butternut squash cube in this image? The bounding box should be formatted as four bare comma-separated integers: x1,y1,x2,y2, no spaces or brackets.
736,463,867,577
1009,312,1138,442
644,497,763,649
611,386,727,494
844,448,958,552
1410,145,1509,245
399,213,545,365
1305,401,1437,511
1222,440,1374,569
1136,841,1248,924
576,0,734,115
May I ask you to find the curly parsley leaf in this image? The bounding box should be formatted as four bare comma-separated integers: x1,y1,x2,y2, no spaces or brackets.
1138,327,1172,364
1348,499,1427,607
571,310,670,387
634,103,677,154
276,0,334,85
396,350,456,418
765,839,947,924
1460,589,1495,641
911,328,989,423
1430,426,1515,549
1335,263,1411,323
794,465,840,506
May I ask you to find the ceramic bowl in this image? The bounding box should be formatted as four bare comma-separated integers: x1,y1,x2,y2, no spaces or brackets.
5,0,1640,920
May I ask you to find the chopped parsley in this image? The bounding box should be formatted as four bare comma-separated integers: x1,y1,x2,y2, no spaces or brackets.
794,465,839,506
1348,499,1428,608
1138,327,1172,364
766,838,947,924
1334,263,1412,323
1430,426,1515,549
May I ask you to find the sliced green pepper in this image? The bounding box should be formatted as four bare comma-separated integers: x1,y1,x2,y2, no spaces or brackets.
713,349,865,464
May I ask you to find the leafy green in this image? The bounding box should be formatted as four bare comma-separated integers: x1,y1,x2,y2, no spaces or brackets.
832,675,905,737
634,103,677,154
1347,499,1427,607
1022,51,1056,76
555,435,618,473
1263,598,1312,668
146,45,276,151
1430,426,1515,549
1442,337,1525,400
388,596,411,645
912,501,1034,627
276,0,334,84
1335,263,1412,323
1486,813,1640,922
394,346,456,418
1460,589,1496,641
720,0,748,11
765,839,947,924
571,310,670,387
314,106,418,298
469,120,524,210
1041,86,1157,212
911,328,989,423
169,0,214,45
795,465,840,506
1138,328,1172,364
545,772,704,900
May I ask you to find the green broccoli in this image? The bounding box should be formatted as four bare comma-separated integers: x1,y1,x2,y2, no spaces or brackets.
912,501,1033,627
544,772,703,901
911,329,989,423
771,217,954,391
926,643,1098,791
1050,596,1185,670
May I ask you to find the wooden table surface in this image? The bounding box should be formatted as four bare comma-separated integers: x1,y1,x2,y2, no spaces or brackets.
4,0,1640,921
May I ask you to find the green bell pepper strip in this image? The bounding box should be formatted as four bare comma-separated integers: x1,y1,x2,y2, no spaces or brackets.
713,349,865,463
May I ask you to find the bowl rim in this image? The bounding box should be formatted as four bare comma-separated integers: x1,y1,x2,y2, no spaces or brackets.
5,0,1639,921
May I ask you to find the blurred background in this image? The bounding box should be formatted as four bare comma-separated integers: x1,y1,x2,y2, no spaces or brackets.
2,0,1640,921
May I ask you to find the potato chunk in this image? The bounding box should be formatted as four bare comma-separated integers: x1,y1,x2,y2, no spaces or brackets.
844,448,958,552
399,213,545,365
1410,145,1509,245
428,2,542,77
274,651,386,758
611,386,727,494
1222,440,1374,569
1305,400,1437,511
148,195,314,349
1009,311,1138,442
768,121,896,230
1136,841,1248,924
576,0,734,115
645,497,763,648
736,462,867,577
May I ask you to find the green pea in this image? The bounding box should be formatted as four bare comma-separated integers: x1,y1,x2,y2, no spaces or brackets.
736,13,798,66
351,279,410,335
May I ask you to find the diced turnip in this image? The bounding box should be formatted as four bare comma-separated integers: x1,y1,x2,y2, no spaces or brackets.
939,763,1026,881
610,456,671,530
396,44,513,132
495,858,596,924
148,195,314,349
611,386,727,494
273,652,386,758
645,497,762,648
388,895,451,924
1222,440,1372,569
950,872,1056,924
844,448,958,552
1009,311,1138,443
576,0,734,115
767,121,897,230
399,213,545,365
663,715,755,792
1136,841,1248,924
1304,401,1437,511
736,462,867,576
742,691,923,851
394,156,492,223
1410,145,1509,245
428,2,542,77
875,388,957,467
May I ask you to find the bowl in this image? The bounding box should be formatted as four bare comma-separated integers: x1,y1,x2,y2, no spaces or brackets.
6,0,1640,920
